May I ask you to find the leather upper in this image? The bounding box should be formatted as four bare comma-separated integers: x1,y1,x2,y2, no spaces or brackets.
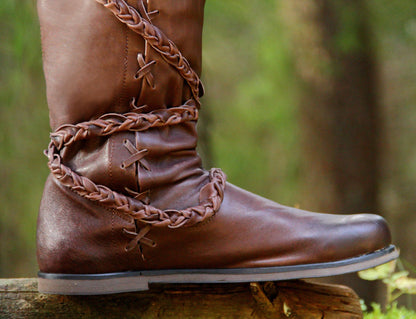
37,0,392,275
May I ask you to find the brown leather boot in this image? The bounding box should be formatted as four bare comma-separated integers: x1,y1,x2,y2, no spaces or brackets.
37,0,398,295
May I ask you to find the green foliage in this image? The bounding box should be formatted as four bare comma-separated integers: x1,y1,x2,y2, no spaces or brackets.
359,259,416,304
0,0,49,276
359,259,416,316
331,0,368,54
203,0,300,205
359,260,397,282
364,303,416,319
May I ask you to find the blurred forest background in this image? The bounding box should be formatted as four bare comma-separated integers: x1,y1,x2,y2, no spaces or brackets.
0,0,415,307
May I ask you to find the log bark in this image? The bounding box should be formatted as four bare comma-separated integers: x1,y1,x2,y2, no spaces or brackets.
0,278,362,318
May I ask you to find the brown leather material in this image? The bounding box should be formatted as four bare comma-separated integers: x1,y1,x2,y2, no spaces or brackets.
62,134,138,194
135,0,205,109
141,183,391,269
37,175,140,274
38,0,144,130
61,120,203,196
38,174,390,274
37,0,393,277
97,0,203,108
134,121,203,191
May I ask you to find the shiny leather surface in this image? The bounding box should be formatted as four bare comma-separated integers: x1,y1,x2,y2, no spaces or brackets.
38,173,390,274
37,0,392,275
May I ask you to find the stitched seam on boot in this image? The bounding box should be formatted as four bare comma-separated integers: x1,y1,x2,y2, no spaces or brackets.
118,25,129,110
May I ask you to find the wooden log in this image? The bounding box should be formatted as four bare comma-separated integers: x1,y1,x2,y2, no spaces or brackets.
0,278,362,318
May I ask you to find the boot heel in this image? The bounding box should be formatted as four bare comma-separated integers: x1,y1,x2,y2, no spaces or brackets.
38,273,150,295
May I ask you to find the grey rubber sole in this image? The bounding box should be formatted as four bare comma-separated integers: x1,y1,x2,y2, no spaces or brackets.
38,245,398,295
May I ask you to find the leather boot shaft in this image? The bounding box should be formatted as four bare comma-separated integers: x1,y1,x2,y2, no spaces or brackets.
38,0,205,130
38,0,206,195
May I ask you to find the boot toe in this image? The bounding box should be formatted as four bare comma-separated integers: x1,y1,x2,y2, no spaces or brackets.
315,213,392,264
346,213,391,255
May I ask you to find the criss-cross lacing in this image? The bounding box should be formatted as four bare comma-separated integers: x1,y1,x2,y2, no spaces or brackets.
123,225,156,260
135,54,156,88
121,136,150,171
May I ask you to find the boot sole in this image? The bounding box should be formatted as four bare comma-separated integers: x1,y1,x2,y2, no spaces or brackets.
38,244,398,295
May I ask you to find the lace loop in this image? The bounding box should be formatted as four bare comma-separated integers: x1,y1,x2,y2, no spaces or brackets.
121,139,150,170
125,187,150,205
123,225,156,259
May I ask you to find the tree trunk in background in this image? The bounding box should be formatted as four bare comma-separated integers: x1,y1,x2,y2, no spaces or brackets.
281,0,383,304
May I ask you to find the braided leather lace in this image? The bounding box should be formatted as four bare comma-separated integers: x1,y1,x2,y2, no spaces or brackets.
46,0,226,251
96,0,203,103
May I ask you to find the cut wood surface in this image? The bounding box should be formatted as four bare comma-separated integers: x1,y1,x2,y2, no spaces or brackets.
0,278,363,318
